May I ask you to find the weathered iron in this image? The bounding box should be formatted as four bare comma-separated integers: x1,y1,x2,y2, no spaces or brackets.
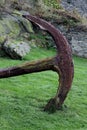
0,14,74,112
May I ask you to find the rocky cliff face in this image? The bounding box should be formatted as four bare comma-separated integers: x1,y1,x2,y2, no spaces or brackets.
54,23,87,58
61,0,87,16
60,0,87,58
0,0,87,58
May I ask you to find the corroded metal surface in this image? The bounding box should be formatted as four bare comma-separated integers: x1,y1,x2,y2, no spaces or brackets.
0,14,74,111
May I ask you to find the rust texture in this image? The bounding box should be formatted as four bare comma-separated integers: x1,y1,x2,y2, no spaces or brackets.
0,14,74,112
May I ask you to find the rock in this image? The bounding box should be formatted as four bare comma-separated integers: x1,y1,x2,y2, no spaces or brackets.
0,11,34,58
52,23,87,58
0,1,87,59
66,26,87,58
0,13,21,41
0,36,7,57
13,10,34,33
2,39,30,59
19,17,34,33
71,36,87,58
56,5,87,59
0,0,5,6
0,11,34,40
0,35,6,44
61,0,87,16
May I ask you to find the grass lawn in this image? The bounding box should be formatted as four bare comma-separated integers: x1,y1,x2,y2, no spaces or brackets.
0,47,87,130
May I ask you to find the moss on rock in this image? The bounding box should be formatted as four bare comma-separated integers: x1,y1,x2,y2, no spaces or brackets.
0,35,6,44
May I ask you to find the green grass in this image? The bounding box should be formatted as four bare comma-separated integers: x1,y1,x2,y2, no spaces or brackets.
0,48,87,130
